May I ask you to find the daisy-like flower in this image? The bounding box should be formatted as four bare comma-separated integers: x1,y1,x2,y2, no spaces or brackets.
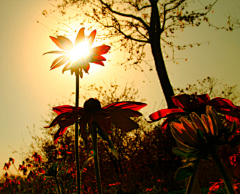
170,106,222,151
43,28,111,78
170,106,239,158
3,163,10,170
45,98,147,144
9,157,14,164
171,106,238,193
32,153,42,163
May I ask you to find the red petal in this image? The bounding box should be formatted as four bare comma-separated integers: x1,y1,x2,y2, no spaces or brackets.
62,61,73,73
215,108,240,117
149,108,185,121
52,105,82,115
50,36,73,50
56,36,74,50
112,116,139,132
87,30,96,47
90,45,111,55
161,118,170,133
208,97,240,110
92,60,104,66
103,101,147,111
172,94,210,110
226,115,240,125
50,55,65,69
95,113,112,134
197,94,211,104
82,62,90,73
88,55,106,65
43,50,67,55
75,28,85,46
45,112,75,128
54,127,68,144
50,56,70,70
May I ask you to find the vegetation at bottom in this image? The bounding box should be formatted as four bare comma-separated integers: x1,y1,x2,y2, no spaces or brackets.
1,78,240,193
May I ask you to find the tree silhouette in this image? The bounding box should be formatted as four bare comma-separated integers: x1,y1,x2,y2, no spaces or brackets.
42,0,218,108
174,76,240,103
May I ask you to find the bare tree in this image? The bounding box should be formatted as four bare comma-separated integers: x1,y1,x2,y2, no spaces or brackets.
42,0,218,108
174,76,240,104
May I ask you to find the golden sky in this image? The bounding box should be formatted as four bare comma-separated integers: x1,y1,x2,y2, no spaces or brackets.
0,0,239,176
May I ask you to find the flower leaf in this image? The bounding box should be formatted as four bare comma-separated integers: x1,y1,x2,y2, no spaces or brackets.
58,168,65,176
97,127,119,159
81,157,93,173
172,148,196,158
175,163,194,181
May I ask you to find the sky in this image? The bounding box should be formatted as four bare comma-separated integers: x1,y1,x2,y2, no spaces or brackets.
0,0,239,176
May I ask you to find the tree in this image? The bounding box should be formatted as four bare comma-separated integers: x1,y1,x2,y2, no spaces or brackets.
42,0,218,108
174,76,240,104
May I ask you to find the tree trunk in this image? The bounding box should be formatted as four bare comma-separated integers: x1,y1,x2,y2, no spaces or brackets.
149,0,176,109
150,38,176,108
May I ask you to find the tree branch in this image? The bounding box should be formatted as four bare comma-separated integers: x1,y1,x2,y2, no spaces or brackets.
98,0,150,30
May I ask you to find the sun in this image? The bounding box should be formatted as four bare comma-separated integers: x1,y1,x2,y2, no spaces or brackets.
68,40,90,62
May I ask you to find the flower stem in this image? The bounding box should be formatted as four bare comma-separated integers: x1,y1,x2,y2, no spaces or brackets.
210,147,235,194
75,71,81,194
91,124,102,194
186,168,196,194
185,161,199,194
54,175,62,194
13,164,21,177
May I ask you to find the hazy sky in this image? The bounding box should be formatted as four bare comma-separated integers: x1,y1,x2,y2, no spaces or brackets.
0,0,239,175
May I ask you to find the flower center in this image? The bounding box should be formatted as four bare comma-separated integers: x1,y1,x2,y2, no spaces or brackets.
84,98,101,112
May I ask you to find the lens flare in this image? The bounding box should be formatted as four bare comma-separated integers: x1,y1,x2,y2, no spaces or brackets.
69,40,90,62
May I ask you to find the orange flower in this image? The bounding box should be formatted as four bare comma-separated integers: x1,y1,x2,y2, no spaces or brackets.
43,28,111,78
170,106,224,150
45,98,147,144
3,163,10,170
9,157,14,164
32,152,42,163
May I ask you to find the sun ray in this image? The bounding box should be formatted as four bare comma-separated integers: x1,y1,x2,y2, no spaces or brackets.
69,40,90,62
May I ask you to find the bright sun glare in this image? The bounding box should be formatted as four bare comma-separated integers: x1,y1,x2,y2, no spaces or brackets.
69,40,90,62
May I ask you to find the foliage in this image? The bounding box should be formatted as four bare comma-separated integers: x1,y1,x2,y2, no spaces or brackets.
174,76,240,104
2,81,240,193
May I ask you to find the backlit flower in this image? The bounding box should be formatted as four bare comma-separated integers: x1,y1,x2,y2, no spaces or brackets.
43,28,111,78
32,153,42,163
170,106,238,159
38,167,45,174
3,163,10,170
149,94,240,133
9,157,14,164
45,98,147,144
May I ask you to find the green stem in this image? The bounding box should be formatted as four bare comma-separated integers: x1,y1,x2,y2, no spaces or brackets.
54,175,62,194
210,147,235,194
91,124,102,194
75,71,81,194
186,161,199,194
